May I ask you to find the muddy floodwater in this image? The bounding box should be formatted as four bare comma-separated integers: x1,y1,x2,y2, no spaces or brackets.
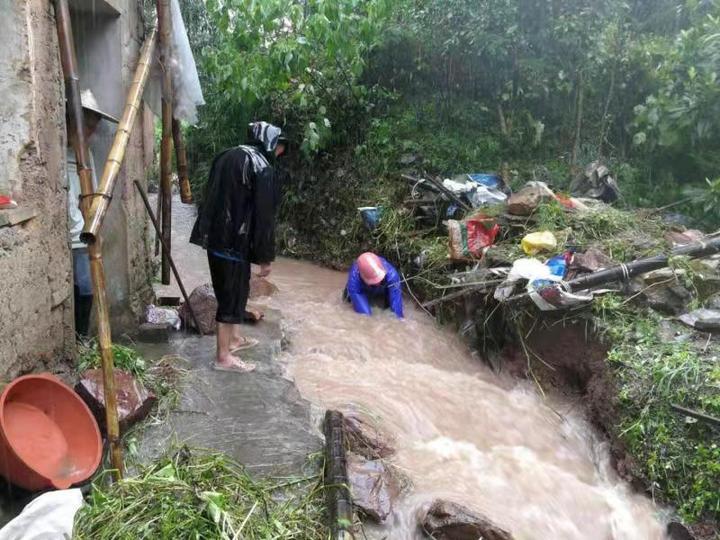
262,258,667,539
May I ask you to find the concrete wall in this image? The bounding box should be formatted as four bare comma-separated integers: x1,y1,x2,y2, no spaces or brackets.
0,0,154,378
0,0,74,376
70,0,155,331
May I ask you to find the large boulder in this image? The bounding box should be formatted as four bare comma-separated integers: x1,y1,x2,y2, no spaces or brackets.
422,501,514,540
347,452,398,523
75,369,156,434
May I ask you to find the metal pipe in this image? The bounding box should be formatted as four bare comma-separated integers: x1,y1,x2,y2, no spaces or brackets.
54,0,124,477
157,0,173,285
80,28,157,244
133,180,203,335
173,119,193,204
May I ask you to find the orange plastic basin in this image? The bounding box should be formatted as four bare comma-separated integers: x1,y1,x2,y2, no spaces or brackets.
0,373,102,491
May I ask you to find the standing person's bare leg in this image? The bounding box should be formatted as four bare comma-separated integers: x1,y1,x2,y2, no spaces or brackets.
229,324,258,353
215,322,256,372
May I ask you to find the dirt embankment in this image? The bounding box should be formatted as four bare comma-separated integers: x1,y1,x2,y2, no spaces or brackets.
500,318,717,540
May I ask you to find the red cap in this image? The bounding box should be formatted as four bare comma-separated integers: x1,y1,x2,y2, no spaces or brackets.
358,252,386,285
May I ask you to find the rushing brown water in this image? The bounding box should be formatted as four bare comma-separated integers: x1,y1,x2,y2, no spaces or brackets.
263,258,667,539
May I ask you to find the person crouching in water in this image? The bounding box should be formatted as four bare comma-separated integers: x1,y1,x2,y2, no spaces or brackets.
190,122,287,372
344,252,404,318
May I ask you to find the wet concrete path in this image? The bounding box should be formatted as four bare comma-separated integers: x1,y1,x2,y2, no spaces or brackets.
136,195,321,476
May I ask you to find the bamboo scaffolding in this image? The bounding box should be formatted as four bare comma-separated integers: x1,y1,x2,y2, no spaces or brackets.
157,0,173,284
173,119,193,204
80,29,157,242
55,0,154,479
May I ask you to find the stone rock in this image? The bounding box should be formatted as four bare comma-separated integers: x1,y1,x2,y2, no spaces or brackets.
507,183,554,216
75,369,156,434
138,322,170,343
706,293,720,310
422,500,514,540
679,309,720,333
571,247,613,273
667,521,696,540
343,414,395,459
629,277,693,316
179,283,218,334
249,276,278,299
665,229,704,247
347,452,398,523
180,281,275,334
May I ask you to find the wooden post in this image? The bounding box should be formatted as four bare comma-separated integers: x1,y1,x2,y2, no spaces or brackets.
173,119,193,204
157,0,173,285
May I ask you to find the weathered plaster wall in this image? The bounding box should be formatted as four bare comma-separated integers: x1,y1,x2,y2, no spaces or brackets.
0,0,74,377
0,0,154,378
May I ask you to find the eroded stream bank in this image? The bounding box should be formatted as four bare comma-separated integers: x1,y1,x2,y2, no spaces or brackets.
259,258,668,539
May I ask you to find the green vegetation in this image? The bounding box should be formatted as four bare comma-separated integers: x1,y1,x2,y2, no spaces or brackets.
74,448,328,540
593,295,720,521
173,0,720,530
75,341,187,421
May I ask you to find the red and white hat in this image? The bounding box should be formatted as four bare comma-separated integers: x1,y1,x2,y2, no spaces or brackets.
358,252,386,285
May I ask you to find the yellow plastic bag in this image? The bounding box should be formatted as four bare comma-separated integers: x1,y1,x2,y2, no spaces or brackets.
521,231,557,255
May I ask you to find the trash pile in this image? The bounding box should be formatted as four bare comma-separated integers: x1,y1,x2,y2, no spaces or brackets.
387,163,720,319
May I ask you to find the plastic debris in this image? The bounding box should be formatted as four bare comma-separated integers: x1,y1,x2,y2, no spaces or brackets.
0,489,83,540
521,231,557,255
0,195,18,210
569,161,619,202
358,206,383,230
494,258,559,301
448,217,500,260
145,304,181,330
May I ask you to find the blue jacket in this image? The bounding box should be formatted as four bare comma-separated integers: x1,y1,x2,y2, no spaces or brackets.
346,257,404,318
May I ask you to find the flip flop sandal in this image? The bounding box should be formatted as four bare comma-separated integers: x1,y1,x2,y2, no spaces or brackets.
229,337,259,354
213,360,256,373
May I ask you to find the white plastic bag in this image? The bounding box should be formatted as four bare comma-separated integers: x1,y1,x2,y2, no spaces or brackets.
0,489,83,540
145,0,205,124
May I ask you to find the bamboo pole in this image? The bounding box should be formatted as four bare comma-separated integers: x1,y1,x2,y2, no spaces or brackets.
157,0,173,285
173,119,193,204
323,411,354,540
54,0,130,478
54,0,94,210
133,180,203,335
80,28,157,242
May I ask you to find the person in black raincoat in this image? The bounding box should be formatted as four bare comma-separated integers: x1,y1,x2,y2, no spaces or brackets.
190,121,287,372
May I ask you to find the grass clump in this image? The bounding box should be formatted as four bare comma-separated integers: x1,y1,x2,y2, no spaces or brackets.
78,340,147,380
74,448,328,540
592,294,720,522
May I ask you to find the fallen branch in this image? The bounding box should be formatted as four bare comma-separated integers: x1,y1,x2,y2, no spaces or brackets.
670,404,720,430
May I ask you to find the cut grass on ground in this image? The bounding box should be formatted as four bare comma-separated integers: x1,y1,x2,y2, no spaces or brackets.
74,448,329,540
